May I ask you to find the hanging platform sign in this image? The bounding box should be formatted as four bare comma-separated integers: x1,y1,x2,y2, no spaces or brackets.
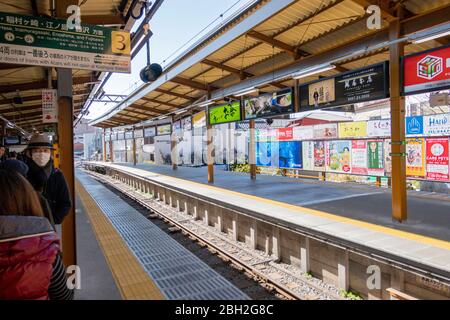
208,101,241,125
299,62,389,110
42,89,58,123
402,45,450,95
0,12,131,73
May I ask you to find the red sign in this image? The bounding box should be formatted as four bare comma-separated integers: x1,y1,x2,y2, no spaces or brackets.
351,140,368,175
403,46,450,94
276,128,293,141
426,138,449,182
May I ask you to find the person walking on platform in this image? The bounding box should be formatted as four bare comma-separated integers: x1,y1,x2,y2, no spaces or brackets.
25,134,71,225
0,169,74,300
0,144,6,163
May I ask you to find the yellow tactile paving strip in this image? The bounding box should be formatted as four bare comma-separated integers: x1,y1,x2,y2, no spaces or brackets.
76,179,165,300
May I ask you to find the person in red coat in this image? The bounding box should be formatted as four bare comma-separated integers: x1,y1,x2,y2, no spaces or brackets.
0,169,73,300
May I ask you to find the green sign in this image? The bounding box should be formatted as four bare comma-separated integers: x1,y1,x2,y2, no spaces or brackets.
208,101,241,125
0,11,131,73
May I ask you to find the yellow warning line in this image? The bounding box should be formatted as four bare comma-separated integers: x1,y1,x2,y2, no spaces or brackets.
76,179,165,300
118,165,450,251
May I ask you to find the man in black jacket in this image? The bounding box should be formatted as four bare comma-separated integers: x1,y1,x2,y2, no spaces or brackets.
25,134,72,225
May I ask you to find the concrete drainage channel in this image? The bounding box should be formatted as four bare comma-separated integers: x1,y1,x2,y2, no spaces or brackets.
83,169,344,300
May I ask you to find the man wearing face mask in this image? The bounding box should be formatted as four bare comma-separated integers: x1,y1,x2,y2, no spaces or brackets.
25,134,72,225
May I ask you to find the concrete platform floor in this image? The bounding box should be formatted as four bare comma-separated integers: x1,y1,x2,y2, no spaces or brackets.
114,163,450,242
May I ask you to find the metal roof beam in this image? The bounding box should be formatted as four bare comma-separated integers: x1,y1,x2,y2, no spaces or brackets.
153,88,196,102
130,104,171,115
141,97,180,109
0,76,98,93
246,30,309,58
202,59,253,79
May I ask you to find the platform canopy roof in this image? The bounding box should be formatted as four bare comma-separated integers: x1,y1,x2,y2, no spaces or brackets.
89,0,450,129
0,0,139,132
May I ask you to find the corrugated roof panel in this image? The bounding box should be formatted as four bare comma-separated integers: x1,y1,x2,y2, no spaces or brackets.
404,0,449,14
206,35,261,64
226,42,284,71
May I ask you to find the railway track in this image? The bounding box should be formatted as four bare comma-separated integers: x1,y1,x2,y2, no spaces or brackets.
84,169,345,300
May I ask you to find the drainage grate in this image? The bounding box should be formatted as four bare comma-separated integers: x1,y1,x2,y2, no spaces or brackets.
77,172,249,300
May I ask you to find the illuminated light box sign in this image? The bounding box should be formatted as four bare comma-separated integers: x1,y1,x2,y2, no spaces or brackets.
402,45,450,95
0,11,131,73
299,62,389,110
157,124,172,136
208,101,241,125
244,88,294,120
406,114,450,136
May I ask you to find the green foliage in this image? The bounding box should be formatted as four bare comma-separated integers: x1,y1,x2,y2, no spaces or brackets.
340,290,363,300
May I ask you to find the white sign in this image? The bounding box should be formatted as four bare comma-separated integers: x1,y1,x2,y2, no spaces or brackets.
367,119,391,137
424,114,450,136
302,141,314,170
293,126,314,141
42,89,58,123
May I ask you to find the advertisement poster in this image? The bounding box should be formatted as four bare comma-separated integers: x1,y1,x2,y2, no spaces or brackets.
314,141,326,171
279,141,302,169
192,111,206,128
326,140,352,173
172,120,182,136
256,129,276,142
42,89,58,123
157,124,172,136
181,116,192,130
293,126,314,141
367,140,384,176
403,45,450,95
276,128,293,141
208,101,241,125
155,135,172,166
244,88,293,120
313,123,338,139
426,138,449,181
406,138,426,177
384,139,392,176
256,142,279,167
144,127,156,137
308,78,335,108
0,12,131,73
423,114,450,136
351,140,368,175
367,119,391,137
338,121,367,139
302,141,314,171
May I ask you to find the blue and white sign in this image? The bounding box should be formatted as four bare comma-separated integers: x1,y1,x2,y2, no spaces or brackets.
406,116,424,136
424,114,450,136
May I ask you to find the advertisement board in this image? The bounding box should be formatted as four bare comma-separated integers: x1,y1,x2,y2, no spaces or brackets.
157,124,172,136
313,141,326,171
192,111,206,128
367,119,391,137
423,114,450,136
313,123,338,139
366,140,384,176
302,141,314,171
406,138,426,177
293,126,314,141
208,101,241,125
384,139,392,176
351,140,368,175
244,88,293,120
403,45,450,95
426,138,449,181
338,121,367,139
406,116,424,136
279,141,302,169
144,127,156,137
181,116,192,130
326,140,352,173
0,11,131,73
42,89,58,123
276,128,293,141
256,142,279,167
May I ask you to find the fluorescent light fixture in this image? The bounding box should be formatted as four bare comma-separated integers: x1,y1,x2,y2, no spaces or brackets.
292,64,336,80
175,109,186,115
233,87,258,97
413,30,450,43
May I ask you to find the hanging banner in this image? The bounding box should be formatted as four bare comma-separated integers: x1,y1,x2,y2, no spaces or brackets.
326,140,352,173
351,140,368,175
406,116,424,136
403,45,450,95
279,141,302,169
302,141,314,171
42,89,58,123
208,101,241,125
299,62,389,110
276,128,293,141
423,114,450,136
367,119,391,137
0,12,131,73
367,140,384,176
338,121,367,139
293,126,314,141
313,123,338,139
244,88,293,120
314,141,326,171
426,138,449,181
406,138,426,178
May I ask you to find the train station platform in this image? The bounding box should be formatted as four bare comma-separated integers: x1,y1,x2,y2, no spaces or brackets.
75,170,249,300
110,162,450,242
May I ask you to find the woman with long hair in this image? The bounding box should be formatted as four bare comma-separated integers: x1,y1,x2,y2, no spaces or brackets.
0,169,73,300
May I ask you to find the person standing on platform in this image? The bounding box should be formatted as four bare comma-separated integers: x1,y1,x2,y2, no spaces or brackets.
25,134,72,225
0,169,74,300
0,144,6,163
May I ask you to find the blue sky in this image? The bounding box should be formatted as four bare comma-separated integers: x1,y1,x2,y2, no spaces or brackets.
86,0,251,120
